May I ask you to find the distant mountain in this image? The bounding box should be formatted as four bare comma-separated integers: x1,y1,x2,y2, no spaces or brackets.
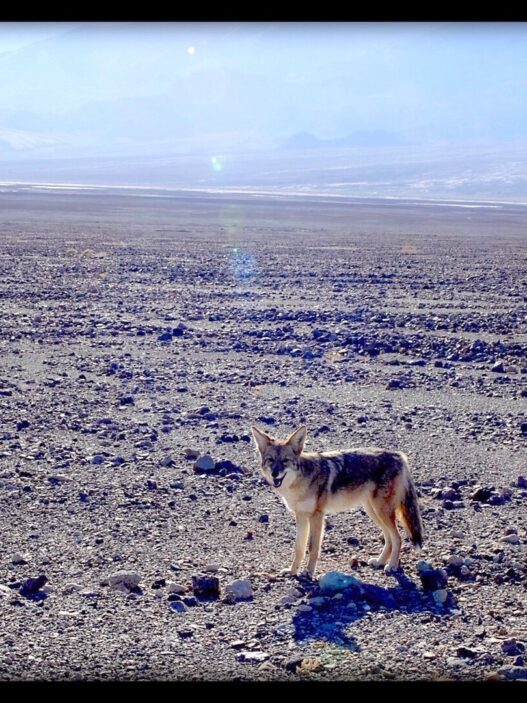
282,132,322,150
282,130,402,151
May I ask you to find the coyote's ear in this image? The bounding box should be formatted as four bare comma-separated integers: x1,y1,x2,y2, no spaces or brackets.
251,426,273,455
285,425,307,455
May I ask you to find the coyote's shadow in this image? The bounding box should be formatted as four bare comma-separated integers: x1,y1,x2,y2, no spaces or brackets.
291,569,457,652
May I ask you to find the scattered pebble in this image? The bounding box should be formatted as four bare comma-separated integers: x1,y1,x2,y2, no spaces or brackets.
192,575,220,599
224,579,253,603
108,571,141,592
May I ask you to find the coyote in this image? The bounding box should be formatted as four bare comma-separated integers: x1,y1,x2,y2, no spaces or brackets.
251,425,424,578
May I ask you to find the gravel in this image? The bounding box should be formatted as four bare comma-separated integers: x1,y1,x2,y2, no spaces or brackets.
0,189,526,681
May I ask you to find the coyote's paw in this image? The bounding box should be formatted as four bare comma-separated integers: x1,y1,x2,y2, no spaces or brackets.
383,564,400,575
279,567,299,577
367,558,386,569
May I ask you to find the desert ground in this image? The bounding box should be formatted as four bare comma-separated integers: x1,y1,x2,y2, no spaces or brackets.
0,187,526,681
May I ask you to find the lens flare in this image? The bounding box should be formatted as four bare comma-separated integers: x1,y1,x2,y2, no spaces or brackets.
187,46,195,56
211,156,223,172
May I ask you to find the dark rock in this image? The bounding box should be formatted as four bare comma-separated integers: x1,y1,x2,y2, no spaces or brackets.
182,596,198,607
158,332,172,342
257,416,276,425
216,459,244,475
418,567,448,592
194,455,216,473
19,574,48,597
502,639,525,656
119,395,135,406
16,419,30,431
170,601,188,613
497,665,527,680
456,646,478,659
258,514,269,524
386,379,403,390
470,486,493,503
192,575,220,599
285,657,304,673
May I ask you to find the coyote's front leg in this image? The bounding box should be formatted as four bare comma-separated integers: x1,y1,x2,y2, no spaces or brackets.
286,513,310,576
306,512,325,578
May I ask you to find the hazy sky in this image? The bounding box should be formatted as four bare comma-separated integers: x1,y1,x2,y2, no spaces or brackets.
0,23,77,53
1,22,527,159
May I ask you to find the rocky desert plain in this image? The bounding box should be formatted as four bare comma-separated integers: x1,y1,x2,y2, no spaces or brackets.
0,186,526,682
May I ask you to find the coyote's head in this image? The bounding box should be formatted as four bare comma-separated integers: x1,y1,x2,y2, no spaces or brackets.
251,425,307,489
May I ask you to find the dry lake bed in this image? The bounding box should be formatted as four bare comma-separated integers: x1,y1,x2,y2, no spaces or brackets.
0,187,526,681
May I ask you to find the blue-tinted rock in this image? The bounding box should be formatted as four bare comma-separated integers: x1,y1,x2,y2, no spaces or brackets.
318,571,363,594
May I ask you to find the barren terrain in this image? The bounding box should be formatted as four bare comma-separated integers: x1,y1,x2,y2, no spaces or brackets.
0,188,526,681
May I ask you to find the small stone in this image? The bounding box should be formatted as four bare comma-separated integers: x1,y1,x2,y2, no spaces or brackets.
11,553,28,565
166,582,187,595
80,589,99,598
416,560,433,573
194,455,216,473
456,646,478,659
433,589,448,605
158,332,172,342
448,555,464,567
500,534,520,544
516,476,527,489
119,395,135,406
308,597,328,608
318,571,363,594
183,447,200,460
224,579,253,603
419,567,448,591
386,379,403,390
299,658,325,673
297,604,313,613
497,666,527,681
258,514,269,524
192,575,220,599
285,657,304,673
501,639,525,656
19,575,47,597
160,456,174,467
170,601,188,614
108,571,141,592
16,419,30,431
91,455,105,465
470,486,493,502
236,651,269,663
491,361,505,373
62,583,83,595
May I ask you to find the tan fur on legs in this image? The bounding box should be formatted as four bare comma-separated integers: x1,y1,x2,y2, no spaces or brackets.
307,512,325,577
370,498,401,573
364,500,393,568
290,513,310,575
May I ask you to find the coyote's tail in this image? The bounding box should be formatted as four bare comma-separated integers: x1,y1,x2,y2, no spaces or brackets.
397,463,424,548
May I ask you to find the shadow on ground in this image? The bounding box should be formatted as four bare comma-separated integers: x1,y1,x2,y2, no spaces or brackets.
291,569,457,652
